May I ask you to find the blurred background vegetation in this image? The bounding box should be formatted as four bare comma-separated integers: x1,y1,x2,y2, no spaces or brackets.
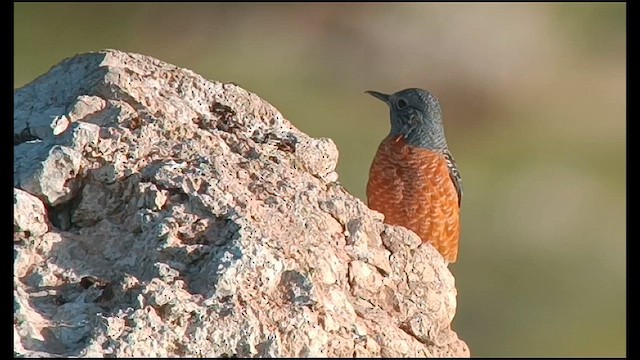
14,3,625,357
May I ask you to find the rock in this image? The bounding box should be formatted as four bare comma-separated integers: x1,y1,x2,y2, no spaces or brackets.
15,144,83,206
13,49,469,357
14,188,49,240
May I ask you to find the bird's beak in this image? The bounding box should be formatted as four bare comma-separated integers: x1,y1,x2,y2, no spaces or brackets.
365,90,390,104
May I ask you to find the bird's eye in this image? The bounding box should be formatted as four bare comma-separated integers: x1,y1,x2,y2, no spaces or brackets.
396,99,408,109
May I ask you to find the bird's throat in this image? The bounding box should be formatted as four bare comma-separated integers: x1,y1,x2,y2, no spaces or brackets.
392,126,447,151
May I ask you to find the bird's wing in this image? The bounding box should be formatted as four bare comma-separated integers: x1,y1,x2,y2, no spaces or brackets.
443,150,463,207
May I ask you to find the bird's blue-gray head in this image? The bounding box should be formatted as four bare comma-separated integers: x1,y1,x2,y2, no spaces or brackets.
366,88,448,151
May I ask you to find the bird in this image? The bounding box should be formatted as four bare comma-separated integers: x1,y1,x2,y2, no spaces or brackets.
365,88,462,263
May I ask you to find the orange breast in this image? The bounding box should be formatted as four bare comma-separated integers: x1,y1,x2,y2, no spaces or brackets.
367,136,460,262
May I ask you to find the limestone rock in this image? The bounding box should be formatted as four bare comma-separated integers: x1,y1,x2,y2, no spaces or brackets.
14,188,49,240
13,49,469,357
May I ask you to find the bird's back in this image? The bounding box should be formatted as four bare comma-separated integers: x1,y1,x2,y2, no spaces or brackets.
367,136,460,262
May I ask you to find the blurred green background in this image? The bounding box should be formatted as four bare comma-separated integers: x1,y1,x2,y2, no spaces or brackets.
14,3,626,357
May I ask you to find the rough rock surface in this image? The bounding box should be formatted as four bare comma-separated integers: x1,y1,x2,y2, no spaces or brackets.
13,49,470,358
